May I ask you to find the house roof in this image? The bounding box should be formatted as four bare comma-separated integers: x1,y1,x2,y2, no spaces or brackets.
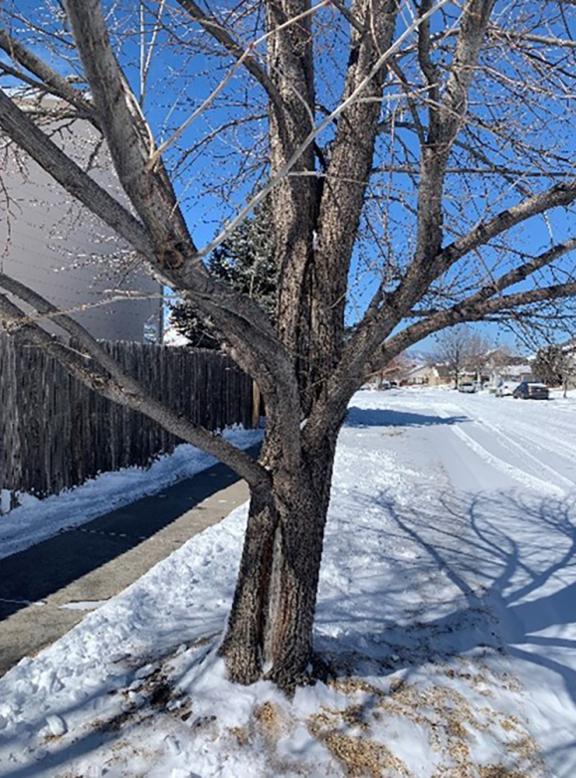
494,364,532,377
404,364,435,377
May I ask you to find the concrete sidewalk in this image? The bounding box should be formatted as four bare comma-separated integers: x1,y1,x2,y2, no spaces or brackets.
0,452,256,676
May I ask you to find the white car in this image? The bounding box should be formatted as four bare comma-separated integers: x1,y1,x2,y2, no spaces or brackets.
495,382,519,397
458,382,476,393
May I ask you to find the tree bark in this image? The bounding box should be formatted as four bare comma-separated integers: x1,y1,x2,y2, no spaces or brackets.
220,436,337,691
219,485,278,684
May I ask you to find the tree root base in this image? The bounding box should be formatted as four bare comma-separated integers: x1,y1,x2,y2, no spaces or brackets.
264,651,334,695
218,640,262,686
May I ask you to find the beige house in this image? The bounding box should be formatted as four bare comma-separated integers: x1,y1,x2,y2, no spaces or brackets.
401,364,452,387
0,101,162,342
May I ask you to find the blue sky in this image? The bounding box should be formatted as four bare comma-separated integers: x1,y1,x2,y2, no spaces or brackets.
2,0,575,354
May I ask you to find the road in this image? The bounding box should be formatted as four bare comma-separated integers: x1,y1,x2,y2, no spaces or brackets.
360,387,576,495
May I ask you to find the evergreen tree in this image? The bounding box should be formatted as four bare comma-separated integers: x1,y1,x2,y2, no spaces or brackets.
533,344,569,386
170,201,276,348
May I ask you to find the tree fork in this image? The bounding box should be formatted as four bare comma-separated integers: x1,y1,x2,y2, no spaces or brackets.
220,437,337,691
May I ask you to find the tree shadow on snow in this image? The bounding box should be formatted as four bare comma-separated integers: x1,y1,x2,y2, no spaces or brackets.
316,487,576,775
0,635,216,778
344,407,469,428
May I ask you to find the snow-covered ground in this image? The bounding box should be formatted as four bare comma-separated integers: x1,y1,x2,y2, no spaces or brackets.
0,427,262,561
0,388,575,777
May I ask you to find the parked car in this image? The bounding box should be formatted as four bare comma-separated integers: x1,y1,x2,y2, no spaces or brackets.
495,382,519,397
458,382,476,393
512,381,549,400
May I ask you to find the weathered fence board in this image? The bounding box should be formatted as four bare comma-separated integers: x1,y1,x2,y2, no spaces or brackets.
0,336,254,498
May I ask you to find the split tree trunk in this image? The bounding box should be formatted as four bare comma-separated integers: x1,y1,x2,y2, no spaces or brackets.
219,438,337,691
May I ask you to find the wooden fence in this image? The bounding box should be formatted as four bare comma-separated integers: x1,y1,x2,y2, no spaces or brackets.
0,336,255,499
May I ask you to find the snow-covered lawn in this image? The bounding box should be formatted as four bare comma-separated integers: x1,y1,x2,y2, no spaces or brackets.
1,388,575,777
0,427,262,561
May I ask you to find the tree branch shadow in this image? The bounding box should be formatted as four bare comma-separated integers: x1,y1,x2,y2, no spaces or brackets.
315,486,576,773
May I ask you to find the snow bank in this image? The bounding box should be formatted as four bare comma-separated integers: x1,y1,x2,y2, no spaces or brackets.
0,427,262,561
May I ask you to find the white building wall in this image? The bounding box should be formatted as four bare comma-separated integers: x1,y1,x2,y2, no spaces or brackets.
0,108,162,342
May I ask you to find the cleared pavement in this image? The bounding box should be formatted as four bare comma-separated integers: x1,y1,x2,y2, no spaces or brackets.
0,452,257,676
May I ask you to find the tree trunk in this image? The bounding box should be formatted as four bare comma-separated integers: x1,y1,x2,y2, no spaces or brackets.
220,439,336,691
218,486,278,684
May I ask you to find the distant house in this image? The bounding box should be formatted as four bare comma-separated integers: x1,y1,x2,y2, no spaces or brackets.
483,348,526,369
401,364,452,387
0,99,162,342
479,348,534,390
488,363,534,389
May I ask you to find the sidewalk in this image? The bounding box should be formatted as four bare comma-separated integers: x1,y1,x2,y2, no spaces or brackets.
0,452,256,676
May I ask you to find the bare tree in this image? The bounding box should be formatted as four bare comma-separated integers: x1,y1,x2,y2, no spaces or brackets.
431,325,492,387
1,0,576,690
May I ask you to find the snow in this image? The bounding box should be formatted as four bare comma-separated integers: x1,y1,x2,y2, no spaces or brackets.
163,323,190,347
45,715,67,738
0,427,262,561
1,388,575,776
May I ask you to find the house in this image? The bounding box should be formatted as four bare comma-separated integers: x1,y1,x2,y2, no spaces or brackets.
488,363,534,390
0,98,162,342
400,364,452,387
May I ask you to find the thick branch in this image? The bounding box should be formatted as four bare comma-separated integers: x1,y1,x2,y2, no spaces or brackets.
0,28,97,124
305,0,400,386
413,0,496,267
374,179,576,338
63,0,192,252
62,0,295,368
488,26,576,50
448,237,576,307
417,0,440,102
375,282,576,370
434,181,576,276
335,4,495,406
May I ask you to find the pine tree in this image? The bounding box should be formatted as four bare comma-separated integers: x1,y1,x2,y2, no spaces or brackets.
533,344,569,386
170,201,276,348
